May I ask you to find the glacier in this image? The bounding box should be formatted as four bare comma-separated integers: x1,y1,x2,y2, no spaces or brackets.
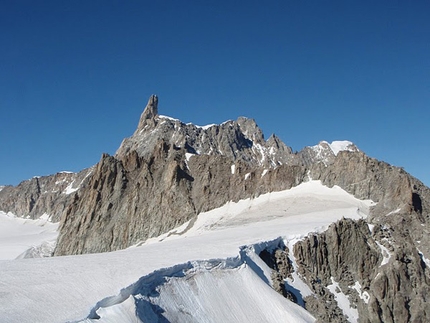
0,180,374,322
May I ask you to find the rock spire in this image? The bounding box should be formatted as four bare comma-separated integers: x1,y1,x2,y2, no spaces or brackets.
136,94,158,131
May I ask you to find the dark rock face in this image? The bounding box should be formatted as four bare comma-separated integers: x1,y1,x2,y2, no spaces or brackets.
261,217,430,323
55,143,196,255
0,169,92,222
54,146,308,255
259,244,296,301
2,95,430,321
54,96,310,255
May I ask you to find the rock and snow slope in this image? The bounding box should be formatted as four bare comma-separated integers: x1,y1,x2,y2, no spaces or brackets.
0,181,372,323
1,95,430,322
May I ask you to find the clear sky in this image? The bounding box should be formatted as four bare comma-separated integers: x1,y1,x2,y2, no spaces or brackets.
1,1,429,187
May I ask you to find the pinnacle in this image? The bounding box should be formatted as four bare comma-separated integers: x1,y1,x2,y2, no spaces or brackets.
136,94,159,131
144,94,158,118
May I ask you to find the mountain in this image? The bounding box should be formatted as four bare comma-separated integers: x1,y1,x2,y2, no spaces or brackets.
0,95,429,322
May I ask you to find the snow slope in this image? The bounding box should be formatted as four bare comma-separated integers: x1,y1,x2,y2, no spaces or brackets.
0,212,58,260
0,181,373,323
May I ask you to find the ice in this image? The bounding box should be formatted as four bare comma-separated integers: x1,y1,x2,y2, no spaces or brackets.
386,208,401,216
285,238,314,307
83,253,315,323
418,250,430,268
195,123,217,130
158,115,180,122
63,168,93,195
0,180,374,322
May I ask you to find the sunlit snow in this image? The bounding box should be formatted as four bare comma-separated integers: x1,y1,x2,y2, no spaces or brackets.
328,140,357,156
0,180,373,323
0,211,58,260
376,241,392,266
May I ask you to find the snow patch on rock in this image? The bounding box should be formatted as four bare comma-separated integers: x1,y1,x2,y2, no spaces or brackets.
327,277,359,322
328,141,358,156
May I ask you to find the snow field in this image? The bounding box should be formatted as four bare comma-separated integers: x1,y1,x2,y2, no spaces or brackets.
0,211,58,260
0,180,374,322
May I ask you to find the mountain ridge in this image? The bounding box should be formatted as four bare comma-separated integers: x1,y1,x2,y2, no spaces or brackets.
0,95,361,225
1,95,429,322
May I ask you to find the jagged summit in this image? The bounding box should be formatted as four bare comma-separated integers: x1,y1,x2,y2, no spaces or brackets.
297,140,360,166
117,95,295,168
2,94,430,323
117,95,366,171
136,94,159,131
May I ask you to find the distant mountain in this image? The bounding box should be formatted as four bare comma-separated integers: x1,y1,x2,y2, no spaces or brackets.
1,95,429,322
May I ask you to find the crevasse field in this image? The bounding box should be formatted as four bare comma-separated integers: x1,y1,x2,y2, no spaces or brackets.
0,181,374,323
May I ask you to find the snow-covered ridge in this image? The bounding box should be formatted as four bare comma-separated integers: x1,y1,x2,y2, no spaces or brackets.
81,245,315,323
308,140,359,166
120,110,292,169
159,114,218,130
311,140,358,157
327,140,359,156
0,180,374,322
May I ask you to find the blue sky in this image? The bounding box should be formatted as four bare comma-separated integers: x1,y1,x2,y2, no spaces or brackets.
1,1,429,186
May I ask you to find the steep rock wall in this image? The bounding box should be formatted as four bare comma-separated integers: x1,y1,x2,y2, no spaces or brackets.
293,218,430,323
0,169,91,221
261,218,430,323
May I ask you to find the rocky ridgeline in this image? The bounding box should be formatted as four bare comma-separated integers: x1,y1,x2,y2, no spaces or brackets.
1,95,428,254
54,95,309,255
1,95,429,322
116,95,296,167
0,169,92,222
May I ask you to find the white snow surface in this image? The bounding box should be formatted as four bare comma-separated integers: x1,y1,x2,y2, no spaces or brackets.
159,114,217,130
376,241,393,266
231,164,236,174
63,181,79,194
0,180,373,323
350,281,370,304
0,211,58,260
327,140,357,156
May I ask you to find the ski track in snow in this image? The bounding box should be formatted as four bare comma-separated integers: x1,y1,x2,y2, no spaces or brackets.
0,181,374,323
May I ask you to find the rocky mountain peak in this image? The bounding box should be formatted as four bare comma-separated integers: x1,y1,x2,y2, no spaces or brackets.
2,93,430,323
297,140,360,166
136,94,159,132
117,96,295,168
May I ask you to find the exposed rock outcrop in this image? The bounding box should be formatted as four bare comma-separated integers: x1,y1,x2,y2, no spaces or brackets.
2,95,429,264
54,97,309,255
260,217,430,323
2,94,430,322
0,169,92,221
55,143,196,255
297,218,430,323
